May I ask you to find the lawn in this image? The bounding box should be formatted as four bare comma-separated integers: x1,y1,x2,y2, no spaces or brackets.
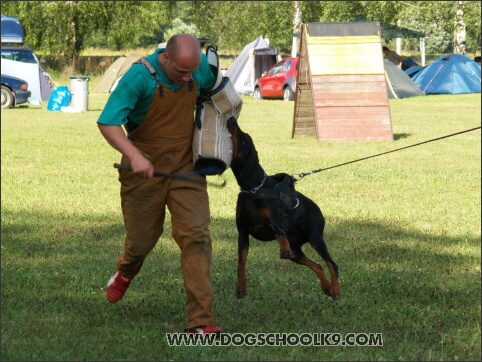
1,88,480,361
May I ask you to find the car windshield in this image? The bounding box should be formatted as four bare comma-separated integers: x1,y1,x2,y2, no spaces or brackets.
282,60,292,71
1,48,38,63
268,61,285,75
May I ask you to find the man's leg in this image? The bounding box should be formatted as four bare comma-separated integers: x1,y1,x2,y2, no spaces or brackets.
167,177,215,329
107,176,167,302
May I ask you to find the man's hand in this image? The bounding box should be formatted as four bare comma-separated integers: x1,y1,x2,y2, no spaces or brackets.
98,123,155,179
129,153,155,179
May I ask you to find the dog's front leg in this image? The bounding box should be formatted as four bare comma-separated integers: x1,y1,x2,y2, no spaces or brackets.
236,233,249,298
275,231,295,260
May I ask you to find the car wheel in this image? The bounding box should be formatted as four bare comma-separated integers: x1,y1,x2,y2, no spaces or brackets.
253,87,263,100
283,86,294,101
1,85,14,109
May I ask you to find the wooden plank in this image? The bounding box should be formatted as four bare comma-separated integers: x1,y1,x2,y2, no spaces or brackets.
307,43,382,56
314,97,389,107
312,81,388,93
312,74,386,83
308,54,384,75
306,35,381,45
315,106,392,121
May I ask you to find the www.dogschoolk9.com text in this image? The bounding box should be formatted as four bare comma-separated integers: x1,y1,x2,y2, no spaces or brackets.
166,332,383,347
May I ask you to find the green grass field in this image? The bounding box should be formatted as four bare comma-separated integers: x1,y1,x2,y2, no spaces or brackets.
1,87,480,361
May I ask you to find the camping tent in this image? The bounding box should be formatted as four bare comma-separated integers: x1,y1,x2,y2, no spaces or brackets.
94,52,144,93
411,54,481,94
384,59,424,98
224,36,279,95
405,65,426,78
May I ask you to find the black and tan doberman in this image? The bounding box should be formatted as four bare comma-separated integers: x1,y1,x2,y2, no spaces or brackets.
226,117,341,300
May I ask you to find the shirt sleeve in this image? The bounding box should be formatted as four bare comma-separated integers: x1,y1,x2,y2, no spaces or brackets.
97,65,155,126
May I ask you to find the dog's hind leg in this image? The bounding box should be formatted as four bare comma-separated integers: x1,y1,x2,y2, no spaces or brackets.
308,238,341,300
290,242,341,300
236,233,250,298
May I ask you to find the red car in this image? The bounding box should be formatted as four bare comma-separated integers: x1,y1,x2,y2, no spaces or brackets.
253,57,298,101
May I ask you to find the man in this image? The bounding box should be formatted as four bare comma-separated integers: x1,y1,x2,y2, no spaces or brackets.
383,46,402,68
97,34,223,334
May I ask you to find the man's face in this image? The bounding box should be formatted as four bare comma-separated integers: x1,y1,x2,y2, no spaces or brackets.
160,51,200,84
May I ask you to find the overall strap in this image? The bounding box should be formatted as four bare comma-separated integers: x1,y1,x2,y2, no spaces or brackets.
135,56,165,97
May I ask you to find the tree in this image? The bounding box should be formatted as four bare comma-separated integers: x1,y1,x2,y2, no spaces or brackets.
1,1,171,70
454,5,467,54
163,18,201,42
2,0,479,66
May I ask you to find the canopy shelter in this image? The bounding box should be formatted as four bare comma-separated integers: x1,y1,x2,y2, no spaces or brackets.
379,22,425,39
224,36,279,95
292,21,393,141
355,17,426,65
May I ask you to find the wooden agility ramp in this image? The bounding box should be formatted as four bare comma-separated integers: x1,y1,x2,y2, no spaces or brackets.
292,21,393,141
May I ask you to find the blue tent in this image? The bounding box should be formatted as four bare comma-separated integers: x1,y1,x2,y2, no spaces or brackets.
405,65,426,78
411,54,481,94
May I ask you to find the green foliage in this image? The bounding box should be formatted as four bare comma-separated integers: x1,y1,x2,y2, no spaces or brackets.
163,18,201,42
1,1,480,62
1,86,481,360
192,1,295,53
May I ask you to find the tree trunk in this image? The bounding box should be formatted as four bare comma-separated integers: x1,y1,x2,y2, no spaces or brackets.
453,5,466,54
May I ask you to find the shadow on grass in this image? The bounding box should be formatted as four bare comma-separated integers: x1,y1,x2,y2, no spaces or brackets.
393,133,411,140
1,207,480,360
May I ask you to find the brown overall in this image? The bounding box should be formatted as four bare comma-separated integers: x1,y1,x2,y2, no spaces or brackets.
116,79,215,329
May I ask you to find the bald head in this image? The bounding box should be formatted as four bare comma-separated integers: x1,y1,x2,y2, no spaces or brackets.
166,34,201,64
160,34,202,84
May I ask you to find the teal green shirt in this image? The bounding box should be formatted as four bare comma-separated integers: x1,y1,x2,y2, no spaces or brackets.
97,48,215,126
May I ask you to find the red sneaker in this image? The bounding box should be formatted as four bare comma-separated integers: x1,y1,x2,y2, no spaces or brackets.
106,271,132,303
188,325,224,334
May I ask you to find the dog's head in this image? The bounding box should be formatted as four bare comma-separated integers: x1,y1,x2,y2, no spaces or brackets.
226,116,263,185
227,117,259,164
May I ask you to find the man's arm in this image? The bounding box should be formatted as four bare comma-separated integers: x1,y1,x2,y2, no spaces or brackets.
98,123,155,179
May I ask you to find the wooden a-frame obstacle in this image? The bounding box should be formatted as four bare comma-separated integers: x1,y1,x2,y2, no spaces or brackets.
292,21,394,141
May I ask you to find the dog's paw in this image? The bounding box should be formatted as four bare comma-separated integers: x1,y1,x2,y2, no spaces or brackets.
279,251,295,259
236,289,247,298
330,285,342,300
236,283,248,298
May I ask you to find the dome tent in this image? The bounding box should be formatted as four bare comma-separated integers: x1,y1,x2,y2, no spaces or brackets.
94,53,144,93
411,54,481,94
384,59,424,98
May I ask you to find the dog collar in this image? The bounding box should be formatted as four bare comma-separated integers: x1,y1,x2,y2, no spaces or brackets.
241,172,266,194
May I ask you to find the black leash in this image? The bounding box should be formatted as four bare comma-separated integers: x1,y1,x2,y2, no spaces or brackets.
291,126,481,182
113,163,227,188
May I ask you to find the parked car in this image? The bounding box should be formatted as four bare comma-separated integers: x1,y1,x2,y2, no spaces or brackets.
1,45,43,64
1,45,55,92
253,57,298,101
1,74,31,108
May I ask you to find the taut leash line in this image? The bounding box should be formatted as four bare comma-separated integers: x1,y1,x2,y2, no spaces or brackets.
292,126,481,182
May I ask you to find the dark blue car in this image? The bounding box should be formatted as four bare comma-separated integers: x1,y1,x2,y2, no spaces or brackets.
1,74,31,108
